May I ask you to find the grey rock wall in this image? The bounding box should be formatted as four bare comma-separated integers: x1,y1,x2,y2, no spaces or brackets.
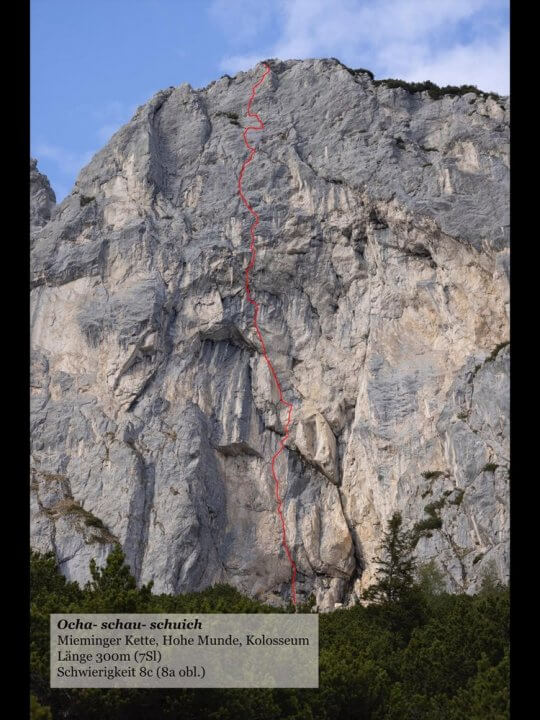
31,158,56,228
30,59,509,608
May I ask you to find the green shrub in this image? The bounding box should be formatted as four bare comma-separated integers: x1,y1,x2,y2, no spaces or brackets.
373,78,501,101
450,489,465,506
413,499,445,543
84,516,104,529
215,110,240,126
30,542,509,719
30,694,52,720
422,471,445,480
331,59,502,100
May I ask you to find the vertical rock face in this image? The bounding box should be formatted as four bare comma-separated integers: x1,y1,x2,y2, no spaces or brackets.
31,158,56,228
30,59,509,608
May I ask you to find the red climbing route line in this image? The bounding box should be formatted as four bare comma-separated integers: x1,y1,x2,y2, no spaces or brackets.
237,62,298,606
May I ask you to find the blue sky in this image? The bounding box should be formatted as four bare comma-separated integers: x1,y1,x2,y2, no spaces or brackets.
31,0,509,202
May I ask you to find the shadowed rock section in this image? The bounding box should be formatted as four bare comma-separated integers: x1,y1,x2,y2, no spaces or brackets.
30,59,509,608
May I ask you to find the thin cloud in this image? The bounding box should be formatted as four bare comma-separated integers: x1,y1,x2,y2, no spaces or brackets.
34,144,96,176
33,144,97,203
34,100,140,204
97,124,122,143
219,52,264,73
213,0,509,94
52,184,69,204
405,33,509,95
94,100,138,143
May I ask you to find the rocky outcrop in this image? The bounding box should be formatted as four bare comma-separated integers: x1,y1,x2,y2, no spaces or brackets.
30,59,509,608
31,158,56,229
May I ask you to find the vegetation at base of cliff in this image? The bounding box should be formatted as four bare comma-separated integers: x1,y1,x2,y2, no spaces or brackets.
31,516,509,720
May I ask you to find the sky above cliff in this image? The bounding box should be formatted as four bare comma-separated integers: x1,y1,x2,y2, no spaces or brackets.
31,0,509,202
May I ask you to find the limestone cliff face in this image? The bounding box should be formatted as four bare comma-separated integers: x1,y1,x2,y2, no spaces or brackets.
31,157,56,229
30,59,509,609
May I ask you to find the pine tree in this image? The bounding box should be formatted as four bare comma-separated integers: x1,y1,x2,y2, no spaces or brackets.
362,512,417,605
30,694,52,720
85,544,153,612
88,544,137,595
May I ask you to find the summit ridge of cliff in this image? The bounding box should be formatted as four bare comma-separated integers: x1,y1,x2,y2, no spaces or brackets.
30,58,509,609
